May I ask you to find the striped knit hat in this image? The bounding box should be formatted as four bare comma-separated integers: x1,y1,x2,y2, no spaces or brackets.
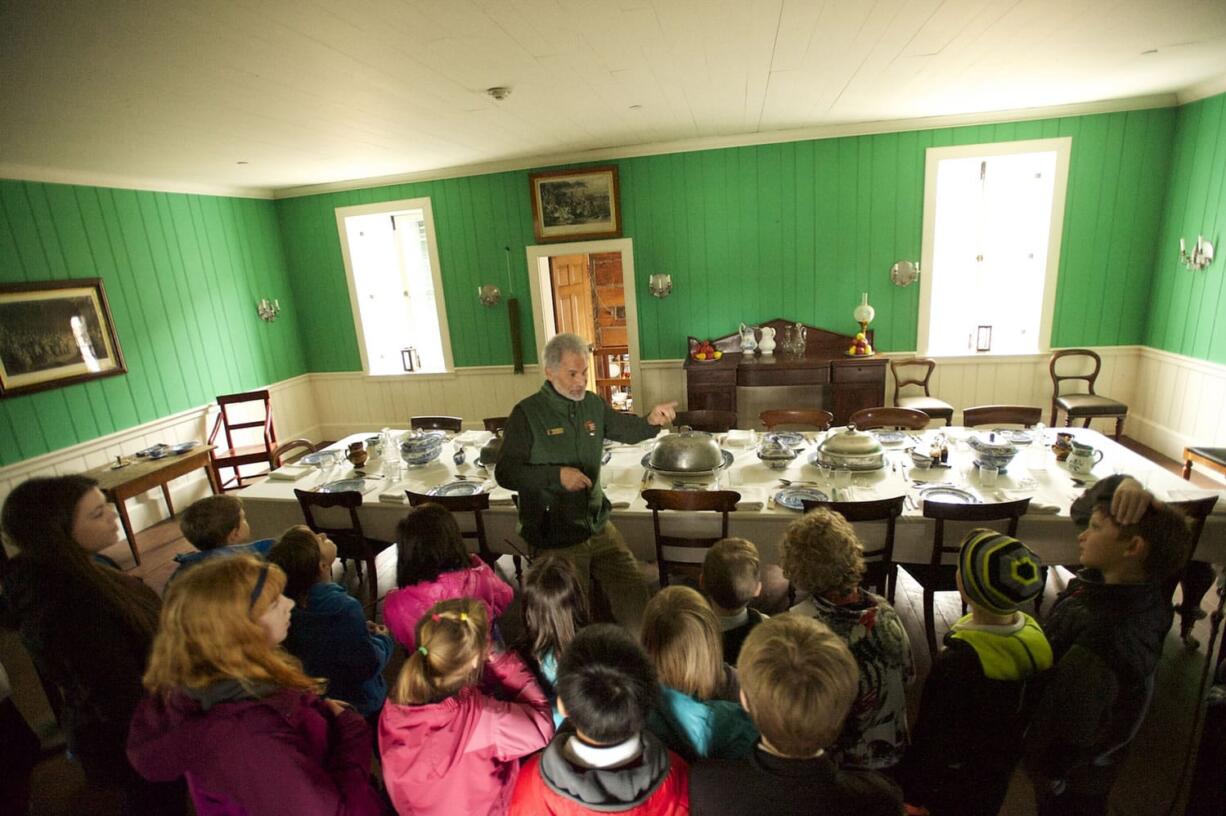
958,529,1043,614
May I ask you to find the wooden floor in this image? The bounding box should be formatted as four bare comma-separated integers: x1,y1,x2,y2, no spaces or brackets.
4,435,1223,815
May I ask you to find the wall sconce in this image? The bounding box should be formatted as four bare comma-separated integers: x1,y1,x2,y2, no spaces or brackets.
478,284,502,306
1180,236,1215,271
648,273,672,298
256,298,280,322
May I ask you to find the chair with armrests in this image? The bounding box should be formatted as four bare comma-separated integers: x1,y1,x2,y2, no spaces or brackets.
411,415,463,433
1165,495,1219,649
1049,349,1128,440
760,409,834,431
271,438,317,468
848,406,930,431
674,410,738,433
483,417,509,435
208,390,276,491
899,497,1031,656
642,489,741,588
405,489,498,568
293,489,392,619
801,495,905,603
890,358,954,426
962,405,1044,428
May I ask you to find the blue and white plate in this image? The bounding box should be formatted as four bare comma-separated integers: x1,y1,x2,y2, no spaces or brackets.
874,430,908,445
991,428,1033,445
774,486,830,511
765,431,806,448
428,480,485,497
917,485,979,505
169,441,199,455
318,478,367,494
299,451,331,466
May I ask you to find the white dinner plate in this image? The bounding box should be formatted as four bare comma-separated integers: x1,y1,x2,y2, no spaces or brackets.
428,480,486,497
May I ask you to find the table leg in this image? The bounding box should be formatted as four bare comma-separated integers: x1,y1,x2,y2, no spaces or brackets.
1183,460,1194,480
113,497,141,566
162,483,175,517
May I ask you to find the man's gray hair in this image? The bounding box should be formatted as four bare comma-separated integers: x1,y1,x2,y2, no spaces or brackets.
543,333,591,371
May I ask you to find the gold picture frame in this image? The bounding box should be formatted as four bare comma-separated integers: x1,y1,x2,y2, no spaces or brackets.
0,278,127,397
529,166,621,242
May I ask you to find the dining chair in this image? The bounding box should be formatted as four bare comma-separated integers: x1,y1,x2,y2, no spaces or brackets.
293,488,392,619
1049,349,1128,440
271,438,317,468
411,415,464,433
483,416,509,434
405,489,498,569
900,497,1031,655
848,406,930,431
642,489,741,587
208,390,277,490
890,358,954,426
674,410,738,433
962,405,1044,428
801,495,905,602
759,409,834,431
1165,494,1219,649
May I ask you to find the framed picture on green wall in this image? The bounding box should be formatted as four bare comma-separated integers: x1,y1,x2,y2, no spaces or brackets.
530,165,621,242
0,278,127,397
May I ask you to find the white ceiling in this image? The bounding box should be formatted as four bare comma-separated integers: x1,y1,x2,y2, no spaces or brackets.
3,0,1226,198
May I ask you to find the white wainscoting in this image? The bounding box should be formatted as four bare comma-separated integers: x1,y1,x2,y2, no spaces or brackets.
4,345,1223,540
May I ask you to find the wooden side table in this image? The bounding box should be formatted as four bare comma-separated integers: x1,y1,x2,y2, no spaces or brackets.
1183,447,1226,481
83,445,218,565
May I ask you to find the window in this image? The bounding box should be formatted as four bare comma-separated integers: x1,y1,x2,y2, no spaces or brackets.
918,138,1071,357
335,197,453,375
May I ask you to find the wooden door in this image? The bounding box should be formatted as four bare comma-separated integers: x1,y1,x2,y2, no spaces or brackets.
549,254,596,390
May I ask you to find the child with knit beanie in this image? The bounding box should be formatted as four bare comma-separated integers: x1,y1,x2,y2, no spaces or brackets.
897,529,1052,816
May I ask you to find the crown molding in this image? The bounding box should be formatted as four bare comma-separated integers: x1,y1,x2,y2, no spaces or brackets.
1176,74,1226,105
0,163,274,200
272,92,1178,200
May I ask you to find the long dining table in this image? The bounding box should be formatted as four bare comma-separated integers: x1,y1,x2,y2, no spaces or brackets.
239,425,1226,599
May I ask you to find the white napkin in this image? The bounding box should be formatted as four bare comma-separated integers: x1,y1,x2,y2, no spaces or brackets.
1166,489,1226,513
604,485,639,509
488,487,516,506
378,482,411,504
723,429,756,448
1027,499,1061,515
268,464,313,481
455,430,491,445
734,486,767,511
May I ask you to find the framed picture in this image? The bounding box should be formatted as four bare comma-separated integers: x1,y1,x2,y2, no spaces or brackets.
529,166,621,242
0,278,127,397
976,325,993,352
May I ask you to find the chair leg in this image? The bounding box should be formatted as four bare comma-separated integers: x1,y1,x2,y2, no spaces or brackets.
1177,560,1214,648
886,564,898,604
923,588,937,655
1082,417,1092,429
1035,565,1048,615
1114,415,1125,441
512,555,523,586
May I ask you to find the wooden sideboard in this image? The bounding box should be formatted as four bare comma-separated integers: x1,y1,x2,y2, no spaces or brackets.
683,318,885,425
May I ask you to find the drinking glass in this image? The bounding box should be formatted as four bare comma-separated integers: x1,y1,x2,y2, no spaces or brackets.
833,468,852,489
979,463,999,487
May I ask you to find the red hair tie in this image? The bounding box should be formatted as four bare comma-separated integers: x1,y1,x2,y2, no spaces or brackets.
431,613,441,622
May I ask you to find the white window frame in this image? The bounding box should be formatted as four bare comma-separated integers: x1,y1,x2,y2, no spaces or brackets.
334,197,455,376
917,137,1072,357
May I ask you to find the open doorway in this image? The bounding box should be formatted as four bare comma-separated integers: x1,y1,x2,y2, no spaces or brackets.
525,238,640,413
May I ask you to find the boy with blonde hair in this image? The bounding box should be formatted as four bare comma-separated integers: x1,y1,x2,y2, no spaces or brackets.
783,508,913,771
700,537,767,664
689,615,902,815
171,495,273,581
899,529,1052,816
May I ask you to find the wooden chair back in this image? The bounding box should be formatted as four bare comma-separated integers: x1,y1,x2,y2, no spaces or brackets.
208,389,276,490
801,495,905,601
760,409,833,431
1165,494,1219,647
674,410,738,433
642,489,741,586
411,415,463,433
271,438,316,467
483,416,509,434
405,489,496,566
890,357,937,403
962,405,1044,428
848,406,929,430
1049,349,1103,398
293,488,387,618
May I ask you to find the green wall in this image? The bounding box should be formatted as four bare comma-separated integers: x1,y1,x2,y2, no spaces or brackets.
0,181,306,466
1145,93,1226,363
276,106,1176,367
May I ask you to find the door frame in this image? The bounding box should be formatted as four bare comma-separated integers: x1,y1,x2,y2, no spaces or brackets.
525,238,640,405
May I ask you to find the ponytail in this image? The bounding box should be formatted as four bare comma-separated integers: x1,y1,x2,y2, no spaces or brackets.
389,597,487,705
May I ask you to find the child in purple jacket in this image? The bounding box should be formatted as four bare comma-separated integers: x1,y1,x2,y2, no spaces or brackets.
127,555,387,816
383,502,514,649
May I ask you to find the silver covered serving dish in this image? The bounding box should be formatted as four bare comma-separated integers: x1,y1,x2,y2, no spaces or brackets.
809,425,885,471
643,428,731,476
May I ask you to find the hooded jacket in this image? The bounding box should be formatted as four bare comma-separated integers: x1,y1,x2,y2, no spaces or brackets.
1025,571,1172,781
510,725,689,815
647,685,758,762
496,382,659,549
383,554,514,650
378,650,553,816
127,682,386,816
284,582,393,717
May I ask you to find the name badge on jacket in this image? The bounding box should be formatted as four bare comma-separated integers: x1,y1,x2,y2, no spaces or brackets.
547,427,565,436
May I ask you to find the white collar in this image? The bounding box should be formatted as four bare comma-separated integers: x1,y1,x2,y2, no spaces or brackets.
564,733,642,769
952,612,1026,635
718,608,749,631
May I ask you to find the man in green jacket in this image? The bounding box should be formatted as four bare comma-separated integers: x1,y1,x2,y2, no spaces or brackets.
496,333,677,630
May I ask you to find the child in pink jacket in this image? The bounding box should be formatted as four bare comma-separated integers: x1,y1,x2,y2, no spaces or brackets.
379,597,554,816
383,503,514,650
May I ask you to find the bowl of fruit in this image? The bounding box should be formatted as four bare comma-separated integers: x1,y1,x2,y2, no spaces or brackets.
689,339,724,363
845,332,874,357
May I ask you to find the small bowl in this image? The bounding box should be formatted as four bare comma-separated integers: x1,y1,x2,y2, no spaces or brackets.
909,449,934,469
756,442,798,470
